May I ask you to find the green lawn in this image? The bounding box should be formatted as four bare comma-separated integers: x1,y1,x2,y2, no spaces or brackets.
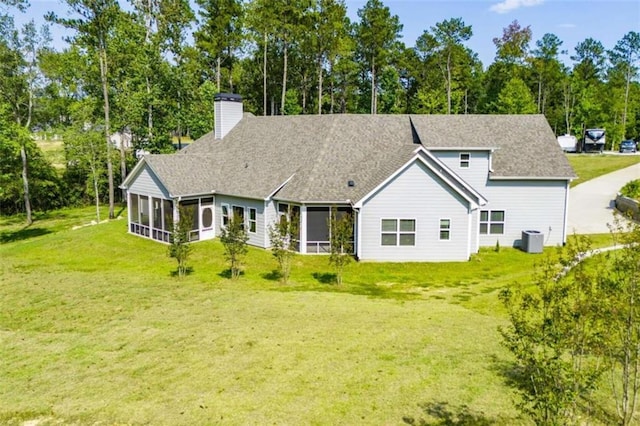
567,154,640,187
0,209,623,425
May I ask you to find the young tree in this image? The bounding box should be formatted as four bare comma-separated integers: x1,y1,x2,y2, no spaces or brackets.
601,218,640,425
64,103,106,223
268,210,299,284
499,235,603,424
328,207,353,285
168,205,193,277
220,212,248,279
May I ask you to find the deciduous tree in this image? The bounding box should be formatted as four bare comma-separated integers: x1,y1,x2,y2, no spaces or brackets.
220,212,249,279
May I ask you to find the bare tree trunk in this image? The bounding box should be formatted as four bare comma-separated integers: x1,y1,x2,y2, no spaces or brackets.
119,140,127,199
146,75,153,141
318,57,323,115
446,52,452,114
227,46,234,91
216,56,221,93
370,59,376,114
622,68,631,137
281,39,288,115
263,33,267,116
99,47,115,219
20,145,32,225
90,160,101,223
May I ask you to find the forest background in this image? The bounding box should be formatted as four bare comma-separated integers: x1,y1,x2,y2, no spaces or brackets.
1,0,638,219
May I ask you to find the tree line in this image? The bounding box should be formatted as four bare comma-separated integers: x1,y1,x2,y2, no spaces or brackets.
1,0,639,219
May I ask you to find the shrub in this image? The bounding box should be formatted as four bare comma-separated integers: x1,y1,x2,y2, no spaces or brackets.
620,179,640,200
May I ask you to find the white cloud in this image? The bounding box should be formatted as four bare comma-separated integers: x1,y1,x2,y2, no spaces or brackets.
489,0,545,14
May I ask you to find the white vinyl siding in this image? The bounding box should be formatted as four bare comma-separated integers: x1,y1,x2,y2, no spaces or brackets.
127,165,170,199
360,160,471,262
215,195,267,248
431,151,490,189
479,180,569,247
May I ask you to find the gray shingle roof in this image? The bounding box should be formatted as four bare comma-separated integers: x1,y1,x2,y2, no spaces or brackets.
409,114,577,178
129,113,575,202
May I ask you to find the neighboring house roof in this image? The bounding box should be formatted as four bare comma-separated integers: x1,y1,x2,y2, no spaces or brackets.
122,114,576,202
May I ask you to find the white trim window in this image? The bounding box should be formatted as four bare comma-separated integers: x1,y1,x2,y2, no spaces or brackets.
439,219,451,240
248,208,257,233
221,204,230,227
480,210,505,235
381,219,416,246
459,152,470,168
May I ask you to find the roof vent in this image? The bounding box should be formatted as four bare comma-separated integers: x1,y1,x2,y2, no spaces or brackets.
348,180,355,187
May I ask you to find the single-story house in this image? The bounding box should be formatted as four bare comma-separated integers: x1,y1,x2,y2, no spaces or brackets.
120,93,576,262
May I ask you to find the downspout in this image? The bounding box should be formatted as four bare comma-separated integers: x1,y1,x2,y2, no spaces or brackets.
562,181,570,245
354,206,362,260
467,207,472,260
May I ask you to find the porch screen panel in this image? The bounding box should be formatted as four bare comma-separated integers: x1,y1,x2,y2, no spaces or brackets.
152,198,162,229
163,200,173,231
140,196,150,226
130,194,139,223
307,207,330,242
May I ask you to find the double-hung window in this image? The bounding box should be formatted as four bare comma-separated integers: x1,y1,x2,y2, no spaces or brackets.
459,153,470,168
480,210,505,234
439,219,451,240
248,208,257,233
221,204,230,227
381,219,416,246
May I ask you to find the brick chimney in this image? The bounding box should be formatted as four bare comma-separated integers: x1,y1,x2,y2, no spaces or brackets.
214,93,243,139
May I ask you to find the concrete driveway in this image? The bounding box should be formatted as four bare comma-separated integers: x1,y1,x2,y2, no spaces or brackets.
568,161,640,234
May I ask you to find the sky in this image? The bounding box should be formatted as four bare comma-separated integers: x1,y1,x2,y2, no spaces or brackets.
7,0,640,68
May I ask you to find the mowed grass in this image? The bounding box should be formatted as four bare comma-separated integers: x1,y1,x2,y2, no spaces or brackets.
0,210,544,425
35,139,65,170
567,153,640,187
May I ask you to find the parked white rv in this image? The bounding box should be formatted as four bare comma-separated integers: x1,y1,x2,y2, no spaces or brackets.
557,134,577,152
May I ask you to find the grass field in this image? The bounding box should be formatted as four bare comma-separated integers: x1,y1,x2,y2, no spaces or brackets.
35,139,65,170
567,153,640,187
0,206,624,425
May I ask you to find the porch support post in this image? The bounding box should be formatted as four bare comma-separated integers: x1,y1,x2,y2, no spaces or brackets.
299,205,307,254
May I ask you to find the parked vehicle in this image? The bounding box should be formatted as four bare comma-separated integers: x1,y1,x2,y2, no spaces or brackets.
619,139,637,153
582,128,605,153
557,134,578,152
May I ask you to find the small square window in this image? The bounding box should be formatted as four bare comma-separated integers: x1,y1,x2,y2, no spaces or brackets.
381,219,397,232
381,233,397,246
399,219,415,232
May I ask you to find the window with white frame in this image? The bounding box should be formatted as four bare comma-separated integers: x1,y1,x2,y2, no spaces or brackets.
221,204,230,227
439,219,451,240
480,210,505,234
249,208,257,233
459,153,470,168
381,219,416,246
